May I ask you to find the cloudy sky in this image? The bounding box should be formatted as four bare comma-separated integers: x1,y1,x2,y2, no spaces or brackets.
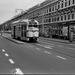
0,0,45,24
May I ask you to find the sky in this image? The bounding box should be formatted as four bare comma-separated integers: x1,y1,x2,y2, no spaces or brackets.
0,0,45,24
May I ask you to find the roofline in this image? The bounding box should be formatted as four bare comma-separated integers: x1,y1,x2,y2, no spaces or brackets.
28,0,58,14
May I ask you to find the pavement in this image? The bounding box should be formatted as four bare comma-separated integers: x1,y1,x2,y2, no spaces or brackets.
0,32,75,44
0,33,24,44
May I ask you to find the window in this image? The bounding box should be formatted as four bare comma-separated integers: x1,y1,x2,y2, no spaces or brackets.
72,0,75,4
58,2,60,9
52,17,55,22
61,15,63,21
21,25,23,30
72,13,74,19
57,16,59,21
55,17,57,22
47,8,49,13
52,17,54,22
55,4,57,10
68,14,70,20
64,15,67,20
24,25,26,30
61,0,64,8
52,6,54,11
65,0,67,7
49,7,51,12
68,0,71,6
49,18,51,22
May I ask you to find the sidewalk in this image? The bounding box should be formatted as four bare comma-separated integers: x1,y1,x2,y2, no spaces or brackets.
1,33,75,44
40,37,69,44
0,33,24,44
40,36,75,44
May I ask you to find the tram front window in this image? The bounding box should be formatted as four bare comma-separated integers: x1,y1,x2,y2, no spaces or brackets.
29,25,38,28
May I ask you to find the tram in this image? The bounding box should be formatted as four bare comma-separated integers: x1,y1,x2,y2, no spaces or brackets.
11,19,39,42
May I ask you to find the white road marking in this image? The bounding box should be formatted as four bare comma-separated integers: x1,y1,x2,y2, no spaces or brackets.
37,44,52,49
2,49,5,52
68,47,75,50
39,41,54,45
58,45,63,47
37,44,43,47
57,56,66,60
36,48,41,50
44,51,51,54
12,68,24,75
5,53,9,57
9,59,15,64
45,45,54,47
30,45,33,47
44,46,52,49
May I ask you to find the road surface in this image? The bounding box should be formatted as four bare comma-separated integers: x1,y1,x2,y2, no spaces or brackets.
0,35,75,74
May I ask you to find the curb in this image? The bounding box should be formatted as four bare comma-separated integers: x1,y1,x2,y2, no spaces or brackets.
1,35,24,44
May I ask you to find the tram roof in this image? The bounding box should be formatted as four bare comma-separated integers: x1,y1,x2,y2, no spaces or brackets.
12,19,39,26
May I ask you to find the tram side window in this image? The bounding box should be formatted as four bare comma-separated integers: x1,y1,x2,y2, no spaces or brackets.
24,25,26,37
21,25,23,37
29,25,33,27
73,27,75,34
23,25,26,30
21,25,23,30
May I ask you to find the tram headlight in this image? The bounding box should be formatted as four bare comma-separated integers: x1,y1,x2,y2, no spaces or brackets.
66,34,67,36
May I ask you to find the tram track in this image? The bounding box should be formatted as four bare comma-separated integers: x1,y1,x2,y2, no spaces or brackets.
30,40,75,59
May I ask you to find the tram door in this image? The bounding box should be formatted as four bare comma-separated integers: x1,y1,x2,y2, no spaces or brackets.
21,25,27,38
13,26,16,38
21,25,23,38
24,25,26,37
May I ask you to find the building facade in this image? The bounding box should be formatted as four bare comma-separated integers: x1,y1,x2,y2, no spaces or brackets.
18,0,75,39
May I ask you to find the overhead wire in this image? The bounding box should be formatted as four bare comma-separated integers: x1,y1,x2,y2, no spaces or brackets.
24,0,37,9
